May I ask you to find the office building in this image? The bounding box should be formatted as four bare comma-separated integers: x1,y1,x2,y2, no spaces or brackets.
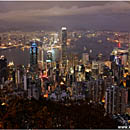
61,27,67,46
27,76,41,100
30,42,38,71
16,69,21,85
61,27,67,67
87,79,105,103
28,84,41,100
92,61,99,77
24,74,27,91
82,53,89,65
105,85,127,114
0,55,7,84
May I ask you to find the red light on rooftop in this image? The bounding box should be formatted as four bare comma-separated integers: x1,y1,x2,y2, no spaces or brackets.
118,42,121,48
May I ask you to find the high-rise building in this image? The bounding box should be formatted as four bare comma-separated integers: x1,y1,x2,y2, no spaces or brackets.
54,33,59,44
121,53,127,66
0,55,7,84
24,74,27,91
46,50,53,63
8,62,15,83
111,48,128,67
92,61,99,77
105,85,127,114
27,75,41,100
61,27,67,67
52,48,61,62
15,65,25,86
61,27,67,46
30,42,38,71
38,48,43,63
82,53,89,64
55,62,60,82
28,83,41,100
87,79,105,103
16,69,20,85
38,45,45,70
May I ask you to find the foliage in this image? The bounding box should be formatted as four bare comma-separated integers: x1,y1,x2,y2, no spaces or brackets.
0,97,118,129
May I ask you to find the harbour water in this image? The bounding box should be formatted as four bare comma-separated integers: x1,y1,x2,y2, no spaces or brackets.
0,47,30,66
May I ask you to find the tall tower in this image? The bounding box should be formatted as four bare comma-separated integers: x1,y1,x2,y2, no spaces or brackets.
38,44,45,70
30,42,38,71
61,27,67,67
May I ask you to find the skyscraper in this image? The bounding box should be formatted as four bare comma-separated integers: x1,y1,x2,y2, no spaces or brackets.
30,42,38,71
105,85,127,114
61,27,67,67
0,55,7,84
38,45,44,69
61,27,67,45
82,53,89,64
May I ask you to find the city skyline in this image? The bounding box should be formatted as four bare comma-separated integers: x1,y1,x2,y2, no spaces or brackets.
0,1,130,129
0,1,130,31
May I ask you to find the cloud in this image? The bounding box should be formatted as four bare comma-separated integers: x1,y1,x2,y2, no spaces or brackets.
0,2,130,31
0,2,130,22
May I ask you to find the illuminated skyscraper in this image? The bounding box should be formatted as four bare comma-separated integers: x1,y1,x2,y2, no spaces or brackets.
46,50,53,63
38,44,45,70
54,33,59,44
24,74,27,91
61,27,67,67
30,42,38,71
61,27,67,45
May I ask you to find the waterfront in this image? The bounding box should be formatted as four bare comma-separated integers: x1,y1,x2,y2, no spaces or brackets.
0,1,130,129
0,47,30,66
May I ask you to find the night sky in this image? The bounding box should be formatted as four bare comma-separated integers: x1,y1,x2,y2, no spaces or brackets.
0,1,130,31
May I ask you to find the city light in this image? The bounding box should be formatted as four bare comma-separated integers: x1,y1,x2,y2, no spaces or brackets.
0,1,130,129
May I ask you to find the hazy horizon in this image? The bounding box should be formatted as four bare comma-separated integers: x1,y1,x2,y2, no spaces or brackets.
0,1,130,32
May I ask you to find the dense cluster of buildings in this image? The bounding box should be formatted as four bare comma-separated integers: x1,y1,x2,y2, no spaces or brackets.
0,28,130,125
